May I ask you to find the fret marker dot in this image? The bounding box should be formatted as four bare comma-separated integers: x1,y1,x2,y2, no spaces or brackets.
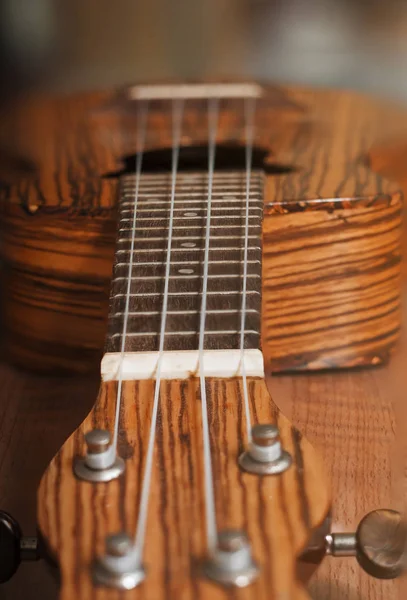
181,242,196,248
184,212,197,217
179,268,194,274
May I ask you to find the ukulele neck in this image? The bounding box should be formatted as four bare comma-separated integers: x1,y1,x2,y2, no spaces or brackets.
102,169,265,381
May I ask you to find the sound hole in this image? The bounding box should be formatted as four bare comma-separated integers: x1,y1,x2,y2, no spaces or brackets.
104,144,296,178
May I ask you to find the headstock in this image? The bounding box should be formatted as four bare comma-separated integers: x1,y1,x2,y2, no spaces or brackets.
38,378,330,599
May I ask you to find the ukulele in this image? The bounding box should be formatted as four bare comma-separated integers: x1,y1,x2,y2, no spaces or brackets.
0,81,403,598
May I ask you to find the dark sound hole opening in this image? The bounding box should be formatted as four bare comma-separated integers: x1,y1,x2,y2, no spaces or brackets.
104,144,296,178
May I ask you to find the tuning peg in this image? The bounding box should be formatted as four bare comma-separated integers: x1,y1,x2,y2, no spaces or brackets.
325,509,407,579
74,429,125,483
0,511,40,584
238,423,292,475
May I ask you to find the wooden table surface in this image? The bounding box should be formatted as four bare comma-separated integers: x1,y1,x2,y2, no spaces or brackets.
0,349,404,600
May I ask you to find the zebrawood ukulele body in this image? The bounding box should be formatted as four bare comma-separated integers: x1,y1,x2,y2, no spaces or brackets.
0,82,402,374
0,82,403,599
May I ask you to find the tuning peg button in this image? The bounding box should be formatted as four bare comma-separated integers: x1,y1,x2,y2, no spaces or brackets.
85,429,111,455
0,511,39,584
325,509,407,579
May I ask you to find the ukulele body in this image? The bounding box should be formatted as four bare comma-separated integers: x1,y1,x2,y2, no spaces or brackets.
0,83,402,374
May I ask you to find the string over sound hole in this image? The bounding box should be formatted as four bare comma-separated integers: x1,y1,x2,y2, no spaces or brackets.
104,144,296,179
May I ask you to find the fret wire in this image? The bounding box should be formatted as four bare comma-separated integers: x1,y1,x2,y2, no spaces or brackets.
111,329,259,337
115,259,261,267
113,290,261,298
121,187,262,193
117,235,259,242
117,246,262,254
113,309,260,316
120,208,261,223
121,185,260,193
118,225,261,232
120,207,264,214
120,197,262,205
133,98,184,560
113,274,261,281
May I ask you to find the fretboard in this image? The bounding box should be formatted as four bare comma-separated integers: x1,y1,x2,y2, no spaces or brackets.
106,171,264,354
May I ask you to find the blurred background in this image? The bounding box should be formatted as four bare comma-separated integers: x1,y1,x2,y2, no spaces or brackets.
1,0,407,104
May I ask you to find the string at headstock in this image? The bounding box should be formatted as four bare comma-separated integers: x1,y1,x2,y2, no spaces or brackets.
37,83,331,600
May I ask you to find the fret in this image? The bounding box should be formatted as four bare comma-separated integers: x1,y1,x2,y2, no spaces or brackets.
121,189,262,196
119,217,259,224
106,170,264,354
111,291,260,309
112,274,261,282
121,191,263,199
118,224,261,233
115,259,261,268
120,206,264,215
118,227,262,240
112,290,261,298
111,275,261,296
116,247,262,258
108,312,260,336
117,236,260,248
113,309,260,316
120,198,263,207
119,215,262,226
111,330,259,337
105,331,260,353
114,261,260,279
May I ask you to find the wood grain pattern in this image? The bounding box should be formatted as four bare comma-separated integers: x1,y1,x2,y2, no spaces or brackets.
262,200,402,371
0,83,403,374
37,377,329,600
0,205,116,371
106,171,263,354
0,346,402,600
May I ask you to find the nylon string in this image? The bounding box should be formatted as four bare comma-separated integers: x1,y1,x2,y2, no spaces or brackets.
240,97,256,445
113,101,149,452
133,98,185,559
198,97,220,552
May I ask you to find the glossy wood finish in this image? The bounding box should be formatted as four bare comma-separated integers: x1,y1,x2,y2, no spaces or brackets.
0,204,115,372
262,199,402,371
0,347,402,600
0,84,403,373
37,377,329,600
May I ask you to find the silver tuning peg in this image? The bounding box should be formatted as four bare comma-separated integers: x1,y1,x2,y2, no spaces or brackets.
239,423,292,475
74,429,125,482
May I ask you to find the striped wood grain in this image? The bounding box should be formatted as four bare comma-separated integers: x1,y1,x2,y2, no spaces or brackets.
0,83,402,373
38,377,330,600
262,199,402,371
